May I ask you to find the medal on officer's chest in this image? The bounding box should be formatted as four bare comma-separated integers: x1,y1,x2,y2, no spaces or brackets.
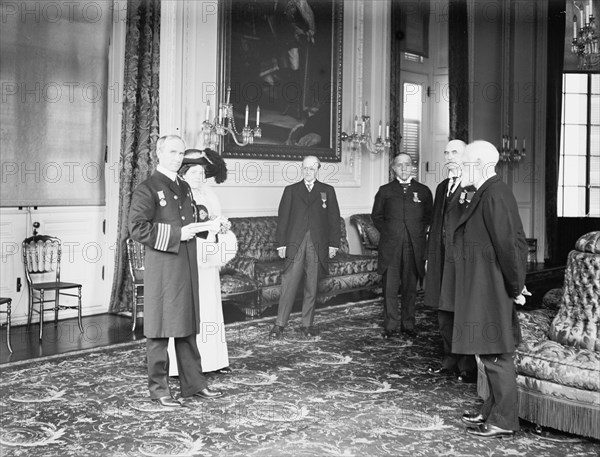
157,190,167,207
412,192,421,203
320,191,327,208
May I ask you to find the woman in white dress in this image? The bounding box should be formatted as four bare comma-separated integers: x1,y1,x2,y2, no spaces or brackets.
167,149,237,375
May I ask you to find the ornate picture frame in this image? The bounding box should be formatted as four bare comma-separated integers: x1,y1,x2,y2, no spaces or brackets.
217,0,343,162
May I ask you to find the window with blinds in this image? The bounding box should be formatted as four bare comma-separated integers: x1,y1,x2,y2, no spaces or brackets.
557,73,600,217
402,82,423,176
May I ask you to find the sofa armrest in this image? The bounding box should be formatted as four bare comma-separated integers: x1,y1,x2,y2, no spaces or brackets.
517,308,554,344
225,256,258,279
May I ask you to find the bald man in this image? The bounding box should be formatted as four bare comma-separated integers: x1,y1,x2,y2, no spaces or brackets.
372,153,433,339
450,140,528,438
270,155,341,338
424,140,477,383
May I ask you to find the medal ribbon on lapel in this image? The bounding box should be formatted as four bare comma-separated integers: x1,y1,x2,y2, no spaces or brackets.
157,190,167,207
320,191,327,208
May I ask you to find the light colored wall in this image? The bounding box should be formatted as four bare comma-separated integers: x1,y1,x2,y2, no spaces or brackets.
157,0,393,255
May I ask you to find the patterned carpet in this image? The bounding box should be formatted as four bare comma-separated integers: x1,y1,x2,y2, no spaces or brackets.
1,297,598,456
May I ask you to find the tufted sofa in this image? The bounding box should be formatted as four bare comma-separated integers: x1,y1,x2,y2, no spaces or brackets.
478,231,600,439
220,216,382,316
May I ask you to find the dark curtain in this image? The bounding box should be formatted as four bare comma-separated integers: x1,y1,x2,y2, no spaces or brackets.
545,0,566,264
448,0,469,142
389,0,404,181
109,0,161,313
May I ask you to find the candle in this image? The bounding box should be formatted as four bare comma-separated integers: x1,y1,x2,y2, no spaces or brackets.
514,136,518,150
354,115,358,134
205,100,211,121
573,15,578,39
522,138,526,150
226,86,231,104
256,106,260,126
361,120,366,135
218,107,223,123
364,102,369,117
245,105,249,127
586,2,591,22
386,123,390,139
378,121,382,138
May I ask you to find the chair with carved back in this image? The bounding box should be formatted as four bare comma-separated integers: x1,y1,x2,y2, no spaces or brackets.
126,238,145,331
22,235,83,340
0,297,13,353
349,214,380,255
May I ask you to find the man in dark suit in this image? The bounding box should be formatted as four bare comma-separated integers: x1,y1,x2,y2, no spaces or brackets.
424,139,477,383
371,153,433,339
450,140,529,438
129,135,224,407
270,155,341,338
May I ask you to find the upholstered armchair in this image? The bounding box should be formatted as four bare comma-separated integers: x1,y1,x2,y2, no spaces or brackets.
479,231,600,439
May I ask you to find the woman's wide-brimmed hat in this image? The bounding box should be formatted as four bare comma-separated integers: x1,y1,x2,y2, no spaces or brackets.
180,148,228,183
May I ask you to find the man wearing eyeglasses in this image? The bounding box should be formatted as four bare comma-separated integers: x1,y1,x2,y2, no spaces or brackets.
270,155,341,339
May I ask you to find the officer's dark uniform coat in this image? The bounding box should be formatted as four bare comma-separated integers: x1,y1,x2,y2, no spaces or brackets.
128,171,200,338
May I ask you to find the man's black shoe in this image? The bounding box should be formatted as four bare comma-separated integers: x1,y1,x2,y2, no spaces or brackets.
300,326,319,338
458,371,477,384
152,396,182,408
382,329,395,339
270,325,284,339
461,413,485,426
467,423,515,438
402,328,417,338
427,365,454,376
193,387,224,399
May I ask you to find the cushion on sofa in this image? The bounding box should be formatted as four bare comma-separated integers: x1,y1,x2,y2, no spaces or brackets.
516,339,600,391
327,253,378,276
574,230,600,254
518,308,554,343
220,273,261,296
255,260,286,287
253,253,379,288
229,217,280,262
549,247,600,352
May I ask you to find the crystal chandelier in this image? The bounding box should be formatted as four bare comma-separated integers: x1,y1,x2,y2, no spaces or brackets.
201,87,261,149
572,1,599,70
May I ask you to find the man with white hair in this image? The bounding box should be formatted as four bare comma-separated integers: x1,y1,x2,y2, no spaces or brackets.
450,140,528,438
270,155,341,338
425,139,477,383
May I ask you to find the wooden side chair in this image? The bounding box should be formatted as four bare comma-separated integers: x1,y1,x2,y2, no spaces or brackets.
349,214,379,255
126,238,145,331
0,297,12,353
22,235,83,340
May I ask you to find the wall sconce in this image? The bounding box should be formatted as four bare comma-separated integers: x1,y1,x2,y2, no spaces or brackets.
201,86,261,149
341,102,391,157
499,135,526,163
572,0,599,70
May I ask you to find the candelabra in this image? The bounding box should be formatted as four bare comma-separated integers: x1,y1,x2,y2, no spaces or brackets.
341,103,391,158
572,1,599,69
499,135,526,163
201,87,261,150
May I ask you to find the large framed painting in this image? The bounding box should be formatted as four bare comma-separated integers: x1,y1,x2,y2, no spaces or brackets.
218,0,343,162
